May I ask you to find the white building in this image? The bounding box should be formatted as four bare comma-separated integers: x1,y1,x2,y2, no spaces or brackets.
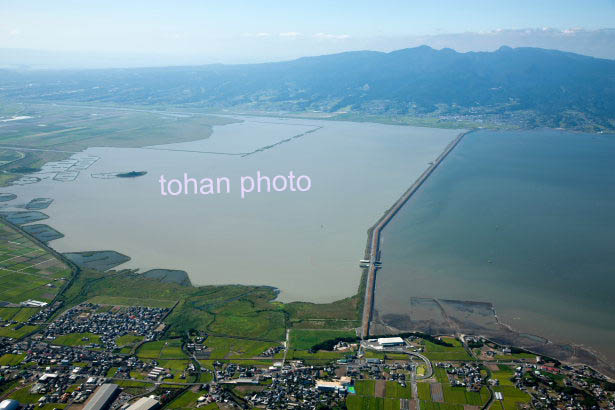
377,337,405,347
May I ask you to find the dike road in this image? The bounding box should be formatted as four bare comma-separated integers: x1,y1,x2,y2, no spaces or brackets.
361,129,471,339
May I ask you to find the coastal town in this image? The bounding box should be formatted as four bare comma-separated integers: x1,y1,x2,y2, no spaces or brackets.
1,298,614,410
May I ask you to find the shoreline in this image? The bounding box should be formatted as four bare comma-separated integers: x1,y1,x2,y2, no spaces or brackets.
358,127,615,378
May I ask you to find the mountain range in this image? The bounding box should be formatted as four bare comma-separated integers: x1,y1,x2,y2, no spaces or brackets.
1,45,614,131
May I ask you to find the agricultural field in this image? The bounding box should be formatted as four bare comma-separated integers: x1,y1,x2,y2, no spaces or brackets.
417,383,431,401
155,359,193,382
346,379,409,410
166,389,219,410
418,368,490,408
0,103,237,186
130,352,193,383
491,385,532,410
202,336,279,360
135,339,204,382
355,380,376,396
418,402,463,410
0,307,38,322
384,381,412,399
422,339,473,362
490,365,532,410
346,396,401,410
0,324,38,338
52,332,102,347
137,339,187,359
491,365,516,386
116,334,144,347
0,353,26,365
0,219,72,304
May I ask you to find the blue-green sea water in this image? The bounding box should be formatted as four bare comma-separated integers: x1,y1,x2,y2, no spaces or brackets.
374,129,615,362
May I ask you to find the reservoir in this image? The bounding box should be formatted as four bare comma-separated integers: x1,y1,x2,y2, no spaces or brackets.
2,117,460,303
372,129,615,364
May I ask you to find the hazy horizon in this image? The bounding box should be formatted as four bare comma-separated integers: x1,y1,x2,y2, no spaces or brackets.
1,28,615,70
1,0,614,68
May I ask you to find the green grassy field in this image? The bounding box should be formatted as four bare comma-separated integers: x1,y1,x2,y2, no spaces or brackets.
290,319,361,330
0,307,30,321
441,385,490,406
166,390,201,409
346,396,401,410
116,334,144,347
156,359,192,382
289,329,356,350
384,381,412,399
8,386,43,404
0,324,38,338
285,295,360,321
61,270,298,344
203,336,278,360
422,340,473,362
417,383,431,400
285,349,348,364
418,401,463,410
0,353,26,365
422,368,490,408
11,307,39,322
355,380,376,396
493,352,537,360
492,386,532,410
347,380,407,410
52,332,102,346
346,380,411,410
166,389,219,410
137,339,187,359
0,220,72,304
492,365,516,386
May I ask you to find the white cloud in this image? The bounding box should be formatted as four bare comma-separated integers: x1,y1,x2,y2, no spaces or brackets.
279,31,301,38
313,32,351,40
9,28,21,37
242,32,272,38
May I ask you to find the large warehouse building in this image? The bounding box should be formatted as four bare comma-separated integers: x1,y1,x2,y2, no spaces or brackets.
126,397,160,410
377,337,405,347
83,384,119,410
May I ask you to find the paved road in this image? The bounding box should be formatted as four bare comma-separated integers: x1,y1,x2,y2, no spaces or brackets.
361,130,470,339
0,145,78,153
282,329,290,365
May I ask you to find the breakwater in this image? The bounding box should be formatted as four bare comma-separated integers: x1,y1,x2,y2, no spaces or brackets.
361,130,470,338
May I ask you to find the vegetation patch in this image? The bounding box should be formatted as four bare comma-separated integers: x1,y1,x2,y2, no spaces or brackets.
52,332,102,346
290,329,357,351
0,353,26,365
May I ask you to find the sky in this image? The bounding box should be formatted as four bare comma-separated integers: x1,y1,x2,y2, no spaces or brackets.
1,0,614,67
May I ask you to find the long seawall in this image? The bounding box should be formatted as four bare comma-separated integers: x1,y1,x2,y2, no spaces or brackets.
361,129,471,339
